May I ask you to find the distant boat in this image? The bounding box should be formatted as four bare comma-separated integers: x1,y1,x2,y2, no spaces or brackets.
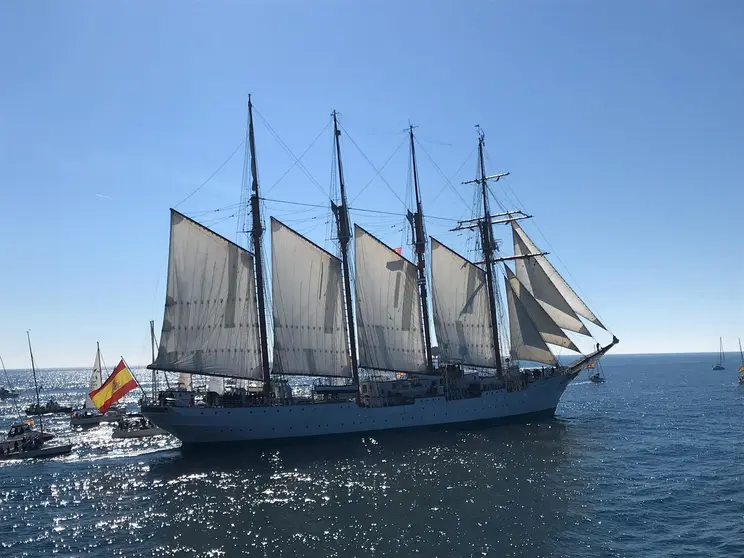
25,400,73,416
70,343,127,427
0,333,73,460
713,337,726,370
738,338,744,385
0,357,20,399
587,360,606,383
0,387,19,400
112,415,166,439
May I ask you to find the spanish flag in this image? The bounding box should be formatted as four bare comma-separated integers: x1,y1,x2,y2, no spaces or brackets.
739,365,744,374
587,362,595,370
89,359,138,413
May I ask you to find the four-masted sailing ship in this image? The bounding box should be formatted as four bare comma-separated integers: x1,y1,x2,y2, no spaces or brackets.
141,98,618,445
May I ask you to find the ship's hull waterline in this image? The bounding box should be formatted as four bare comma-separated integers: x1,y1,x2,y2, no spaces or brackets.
142,374,574,446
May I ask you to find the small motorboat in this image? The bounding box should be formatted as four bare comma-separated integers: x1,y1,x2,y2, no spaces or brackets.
25,399,73,416
0,386,19,399
0,436,72,460
5,422,55,443
112,416,166,439
70,404,126,427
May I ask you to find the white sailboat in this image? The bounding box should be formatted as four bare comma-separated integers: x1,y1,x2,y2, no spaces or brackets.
141,101,618,445
70,343,126,426
713,337,726,370
737,338,744,385
112,324,167,439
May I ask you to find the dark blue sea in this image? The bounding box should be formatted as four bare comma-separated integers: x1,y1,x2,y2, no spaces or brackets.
1,353,743,557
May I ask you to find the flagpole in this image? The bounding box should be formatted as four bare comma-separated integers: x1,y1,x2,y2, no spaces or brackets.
122,357,149,400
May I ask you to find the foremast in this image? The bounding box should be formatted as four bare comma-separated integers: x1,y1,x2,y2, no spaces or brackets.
247,95,272,395
406,126,434,372
331,112,360,393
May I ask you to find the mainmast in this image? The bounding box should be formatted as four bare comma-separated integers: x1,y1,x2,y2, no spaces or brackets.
406,125,434,371
247,96,272,395
460,129,507,377
331,111,360,390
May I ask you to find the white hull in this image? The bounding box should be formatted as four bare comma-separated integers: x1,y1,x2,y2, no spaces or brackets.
143,374,573,445
70,411,125,427
112,427,166,439
71,416,102,427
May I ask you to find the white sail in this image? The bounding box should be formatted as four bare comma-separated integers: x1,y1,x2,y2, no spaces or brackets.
430,238,496,368
512,222,602,332
505,267,580,352
505,274,557,365
271,218,351,378
354,226,427,372
207,376,224,395
84,346,104,409
152,210,264,380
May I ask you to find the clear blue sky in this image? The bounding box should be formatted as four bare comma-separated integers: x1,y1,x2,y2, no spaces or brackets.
1,1,742,368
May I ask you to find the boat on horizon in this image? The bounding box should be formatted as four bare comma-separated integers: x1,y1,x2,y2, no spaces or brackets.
713,337,726,370
1,357,20,399
587,360,606,383
142,100,619,446
737,338,743,385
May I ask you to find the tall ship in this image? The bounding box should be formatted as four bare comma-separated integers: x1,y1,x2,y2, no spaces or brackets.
142,98,618,445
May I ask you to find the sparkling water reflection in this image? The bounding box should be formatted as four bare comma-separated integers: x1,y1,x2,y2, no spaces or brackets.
1,355,743,557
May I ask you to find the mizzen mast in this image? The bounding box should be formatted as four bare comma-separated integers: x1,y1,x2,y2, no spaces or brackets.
406,125,434,371
331,111,360,390
247,95,272,395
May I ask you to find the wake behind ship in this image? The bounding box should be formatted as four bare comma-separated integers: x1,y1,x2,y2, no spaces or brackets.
142,99,618,445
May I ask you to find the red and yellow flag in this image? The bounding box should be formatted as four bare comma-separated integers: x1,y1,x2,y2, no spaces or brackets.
586,362,595,370
89,359,138,413
738,365,744,374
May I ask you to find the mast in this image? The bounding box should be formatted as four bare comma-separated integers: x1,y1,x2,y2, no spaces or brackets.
407,125,433,371
247,95,272,395
149,321,157,400
331,111,360,390
475,130,503,376
26,331,43,435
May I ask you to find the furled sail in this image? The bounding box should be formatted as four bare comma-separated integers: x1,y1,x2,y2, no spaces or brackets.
512,222,602,332
505,274,557,365
271,218,351,378
505,267,580,352
84,347,103,409
430,238,497,368
354,226,427,372
151,209,264,380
